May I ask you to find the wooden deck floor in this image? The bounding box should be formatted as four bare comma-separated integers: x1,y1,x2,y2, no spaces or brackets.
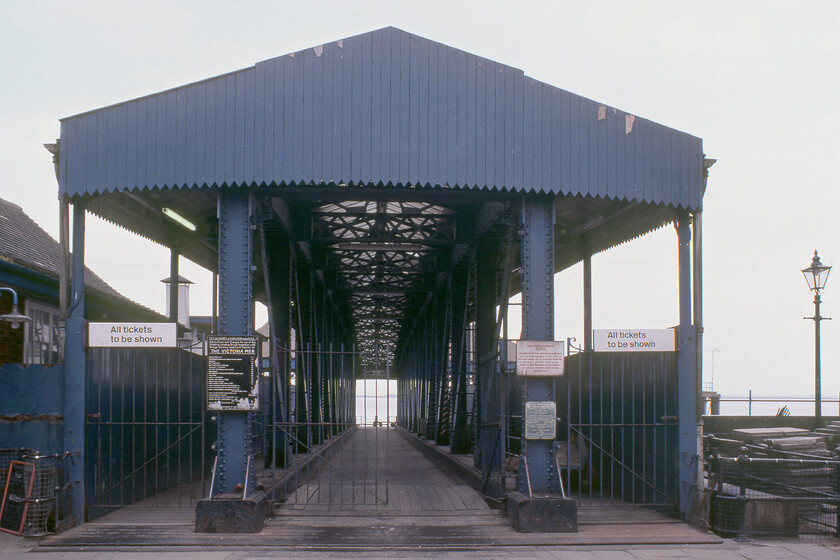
41,427,721,548
279,428,490,514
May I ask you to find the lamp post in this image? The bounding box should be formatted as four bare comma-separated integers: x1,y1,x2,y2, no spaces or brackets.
801,251,832,424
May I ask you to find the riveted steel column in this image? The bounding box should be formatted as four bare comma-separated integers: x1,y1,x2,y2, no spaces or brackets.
426,292,447,441
418,310,427,434
450,268,470,453
215,189,254,495
475,237,499,475
295,259,312,449
311,281,323,445
434,289,450,444
520,196,556,495
264,230,290,467
677,213,697,520
64,201,86,524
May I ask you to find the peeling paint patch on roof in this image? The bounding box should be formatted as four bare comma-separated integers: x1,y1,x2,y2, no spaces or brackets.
626,114,636,134
314,44,323,57
598,105,607,121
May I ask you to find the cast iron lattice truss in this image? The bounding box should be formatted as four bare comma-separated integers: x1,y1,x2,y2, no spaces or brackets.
312,201,455,373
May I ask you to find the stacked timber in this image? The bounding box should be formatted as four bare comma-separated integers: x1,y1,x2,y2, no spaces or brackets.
814,420,840,449
766,437,832,457
731,427,833,457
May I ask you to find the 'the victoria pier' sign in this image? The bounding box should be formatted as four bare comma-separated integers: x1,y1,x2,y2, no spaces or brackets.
207,335,259,411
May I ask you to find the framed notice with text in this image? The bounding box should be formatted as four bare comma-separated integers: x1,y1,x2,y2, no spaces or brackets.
525,401,556,440
516,340,565,376
207,335,259,411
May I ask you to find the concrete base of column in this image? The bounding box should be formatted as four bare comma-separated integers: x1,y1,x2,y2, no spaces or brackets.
506,492,578,533
195,491,270,533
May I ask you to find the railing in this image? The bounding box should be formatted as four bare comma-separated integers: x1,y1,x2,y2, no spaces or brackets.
561,351,679,507
85,345,209,520
707,454,840,540
703,391,840,416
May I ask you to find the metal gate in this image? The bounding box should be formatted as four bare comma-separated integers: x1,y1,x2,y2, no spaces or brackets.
262,343,392,510
85,343,208,520
556,344,679,508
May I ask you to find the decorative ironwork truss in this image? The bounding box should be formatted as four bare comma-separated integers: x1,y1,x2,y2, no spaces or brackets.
313,201,455,374
312,201,455,245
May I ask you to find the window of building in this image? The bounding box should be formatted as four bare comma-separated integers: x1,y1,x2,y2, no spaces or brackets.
24,300,62,365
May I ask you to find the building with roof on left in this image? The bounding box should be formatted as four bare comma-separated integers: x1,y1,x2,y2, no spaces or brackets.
0,197,166,365
0,196,167,455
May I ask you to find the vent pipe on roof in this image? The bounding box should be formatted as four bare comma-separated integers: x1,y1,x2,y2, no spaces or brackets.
162,275,192,329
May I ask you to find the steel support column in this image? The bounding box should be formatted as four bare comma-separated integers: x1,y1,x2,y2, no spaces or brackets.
474,237,499,478
215,189,254,495
583,253,593,352
295,258,312,448
507,195,576,533
519,196,557,495
426,290,447,441
169,246,179,323
311,281,324,444
450,268,470,453
676,213,697,520
64,201,86,524
262,228,290,467
434,289,451,444
421,309,431,437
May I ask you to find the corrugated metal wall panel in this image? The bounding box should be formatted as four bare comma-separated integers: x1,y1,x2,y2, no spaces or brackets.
58,27,704,209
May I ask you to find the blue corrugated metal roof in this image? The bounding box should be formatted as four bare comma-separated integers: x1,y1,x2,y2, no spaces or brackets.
58,27,704,210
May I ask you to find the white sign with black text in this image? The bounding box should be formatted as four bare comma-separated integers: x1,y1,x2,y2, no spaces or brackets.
593,329,675,352
88,322,178,348
516,340,565,376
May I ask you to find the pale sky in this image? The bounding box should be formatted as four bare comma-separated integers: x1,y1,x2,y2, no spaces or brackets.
1,0,838,401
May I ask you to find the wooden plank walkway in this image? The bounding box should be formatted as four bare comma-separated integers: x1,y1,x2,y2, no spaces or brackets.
277,427,491,515
40,427,721,548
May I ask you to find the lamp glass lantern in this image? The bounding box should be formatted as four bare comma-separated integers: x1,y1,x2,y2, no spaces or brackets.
802,251,831,294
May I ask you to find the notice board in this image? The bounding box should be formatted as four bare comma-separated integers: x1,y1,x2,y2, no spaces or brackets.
516,340,565,376
207,335,259,411
0,461,35,535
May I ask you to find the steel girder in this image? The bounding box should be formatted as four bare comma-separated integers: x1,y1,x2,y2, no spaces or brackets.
448,267,470,454
216,190,255,496
474,236,501,493
519,196,562,497
676,213,697,520
64,202,87,525
259,224,291,468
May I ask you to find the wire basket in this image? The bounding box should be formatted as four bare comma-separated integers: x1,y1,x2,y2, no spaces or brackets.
0,449,34,492
19,452,71,536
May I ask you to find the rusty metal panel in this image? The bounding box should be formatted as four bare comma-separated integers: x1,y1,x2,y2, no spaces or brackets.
58,27,704,210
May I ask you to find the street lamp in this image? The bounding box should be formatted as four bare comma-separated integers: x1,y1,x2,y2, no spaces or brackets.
801,251,832,423
0,287,32,329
